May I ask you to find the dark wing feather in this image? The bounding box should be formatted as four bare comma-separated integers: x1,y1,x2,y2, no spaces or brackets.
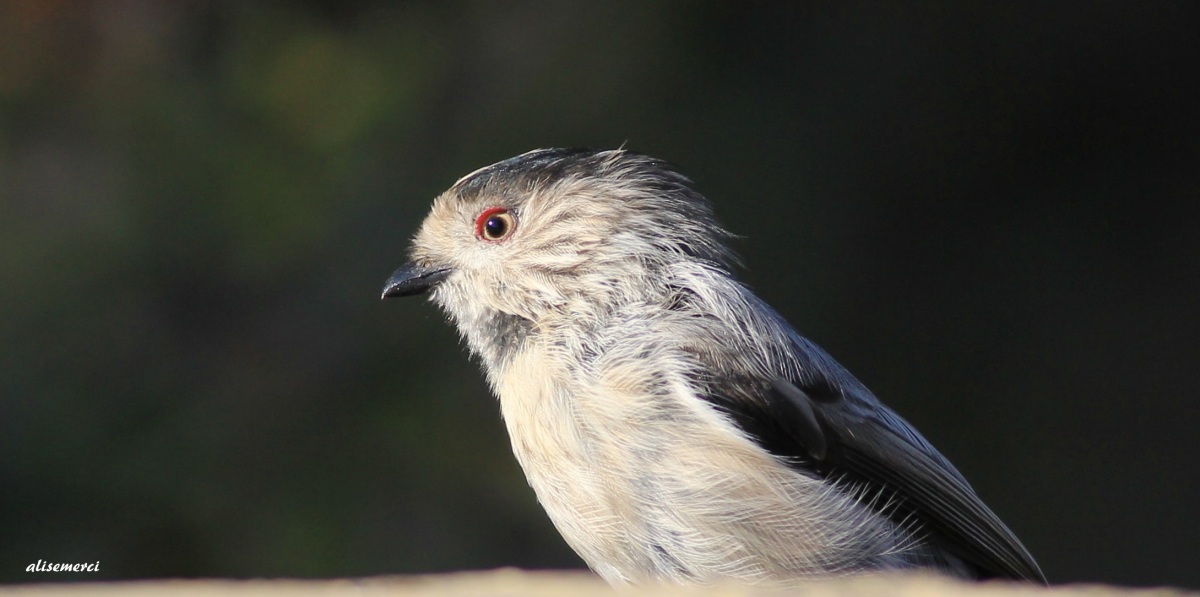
703,340,1045,583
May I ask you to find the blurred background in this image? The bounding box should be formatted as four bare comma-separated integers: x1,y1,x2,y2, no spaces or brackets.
2,0,1197,589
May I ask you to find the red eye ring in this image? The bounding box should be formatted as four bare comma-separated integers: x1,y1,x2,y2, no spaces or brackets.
475,207,517,242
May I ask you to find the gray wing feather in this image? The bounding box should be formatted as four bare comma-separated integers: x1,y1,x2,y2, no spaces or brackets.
708,331,1046,582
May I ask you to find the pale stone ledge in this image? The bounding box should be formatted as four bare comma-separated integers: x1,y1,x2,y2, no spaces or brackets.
1,569,1192,597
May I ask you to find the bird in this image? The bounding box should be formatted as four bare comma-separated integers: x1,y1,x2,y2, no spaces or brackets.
381,148,1044,586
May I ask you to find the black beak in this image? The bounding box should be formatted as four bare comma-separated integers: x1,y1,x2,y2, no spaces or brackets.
381,263,452,299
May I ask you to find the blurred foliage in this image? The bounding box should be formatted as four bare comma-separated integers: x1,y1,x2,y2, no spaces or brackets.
1,0,1198,589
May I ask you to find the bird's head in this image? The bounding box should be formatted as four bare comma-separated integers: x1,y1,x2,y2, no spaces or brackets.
383,148,736,366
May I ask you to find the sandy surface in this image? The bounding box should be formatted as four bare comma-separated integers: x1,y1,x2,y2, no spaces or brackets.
1,569,1192,596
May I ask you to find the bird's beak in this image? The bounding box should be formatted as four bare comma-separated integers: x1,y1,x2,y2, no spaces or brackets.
381,263,452,299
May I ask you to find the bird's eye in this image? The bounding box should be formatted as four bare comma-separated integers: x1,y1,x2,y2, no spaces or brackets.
475,207,516,242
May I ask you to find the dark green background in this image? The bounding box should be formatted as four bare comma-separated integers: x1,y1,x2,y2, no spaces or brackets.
2,1,1197,589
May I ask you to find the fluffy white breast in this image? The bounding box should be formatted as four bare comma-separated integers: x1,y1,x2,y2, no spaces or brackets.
492,322,920,585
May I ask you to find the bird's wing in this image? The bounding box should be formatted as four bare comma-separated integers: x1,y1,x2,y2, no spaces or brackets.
701,337,1046,583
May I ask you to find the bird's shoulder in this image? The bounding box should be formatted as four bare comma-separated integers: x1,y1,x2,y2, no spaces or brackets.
633,277,1044,582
